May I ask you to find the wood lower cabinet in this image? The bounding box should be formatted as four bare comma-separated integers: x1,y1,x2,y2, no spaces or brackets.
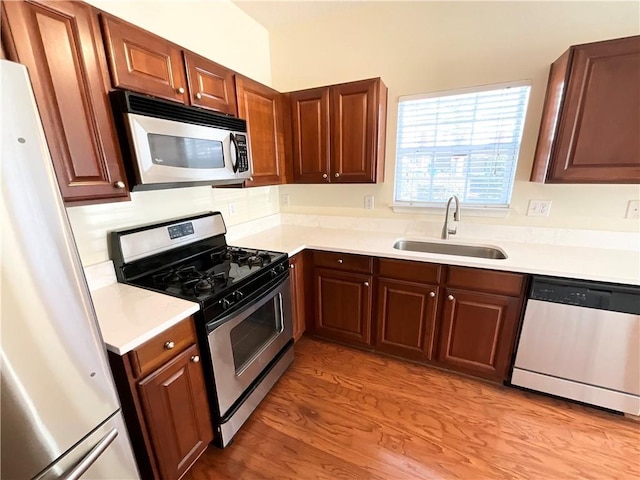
138,345,212,480
236,76,287,186
531,35,640,183
289,252,307,341
437,289,522,382
376,278,439,361
108,317,213,480
2,0,129,204
101,13,237,115
313,263,373,346
289,78,387,184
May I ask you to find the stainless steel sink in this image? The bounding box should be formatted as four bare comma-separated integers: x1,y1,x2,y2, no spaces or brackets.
393,240,507,259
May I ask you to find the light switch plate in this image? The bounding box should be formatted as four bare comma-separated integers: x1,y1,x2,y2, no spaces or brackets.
626,200,640,219
227,202,236,216
282,194,290,207
364,195,374,210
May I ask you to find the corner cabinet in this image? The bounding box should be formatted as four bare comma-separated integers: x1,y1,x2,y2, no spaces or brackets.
289,78,387,184
289,252,308,341
1,0,129,203
312,251,374,346
531,35,640,183
236,76,287,186
108,317,213,480
436,267,525,382
101,13,237,115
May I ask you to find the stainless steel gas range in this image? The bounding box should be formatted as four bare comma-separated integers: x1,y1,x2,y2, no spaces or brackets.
109,212,293,447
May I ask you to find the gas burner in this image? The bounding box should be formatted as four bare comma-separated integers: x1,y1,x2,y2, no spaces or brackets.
195,279,213,293
246,255,263,268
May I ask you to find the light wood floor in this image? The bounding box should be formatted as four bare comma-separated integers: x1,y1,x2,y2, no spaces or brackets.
185,337,640,480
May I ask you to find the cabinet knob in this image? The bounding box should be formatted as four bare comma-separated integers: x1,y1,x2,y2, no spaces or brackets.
322,173,328,179
195,92,202,100
190,355,200,363
429,291,436,298
447,295,454,301
164,341,175,350
289,264,294,269
364,282,369,287
177,87,185,94
113,181,125,189
337,259,343,264
334,173,340,178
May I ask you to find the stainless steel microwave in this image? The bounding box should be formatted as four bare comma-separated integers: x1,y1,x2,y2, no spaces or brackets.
111,91,252,190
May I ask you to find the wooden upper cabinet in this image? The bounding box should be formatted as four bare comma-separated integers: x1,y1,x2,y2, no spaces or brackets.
531,35,640,183
290,87,331,183
1,0,129,203
331,78,386,183
289,78,387,184
236,76,287,186
100,13,188,104
184,51,237,115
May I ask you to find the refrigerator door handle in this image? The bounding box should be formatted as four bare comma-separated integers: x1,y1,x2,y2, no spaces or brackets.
62,428,119,480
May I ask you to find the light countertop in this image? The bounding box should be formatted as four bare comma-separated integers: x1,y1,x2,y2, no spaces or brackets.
231,225,640,286
90,281,199,355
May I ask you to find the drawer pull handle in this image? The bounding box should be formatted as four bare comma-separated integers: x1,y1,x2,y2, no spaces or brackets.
364,282,369,287
191,355,200,363
429,291,436,298
176,87,185,94
164,341,175,350
447,295,454,301
338,259,343,264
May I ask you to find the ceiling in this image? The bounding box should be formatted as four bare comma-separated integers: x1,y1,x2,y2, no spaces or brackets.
231,1,364,30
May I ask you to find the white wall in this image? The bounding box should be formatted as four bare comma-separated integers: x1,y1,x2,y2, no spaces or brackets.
69,0,279,266
270,1,640,232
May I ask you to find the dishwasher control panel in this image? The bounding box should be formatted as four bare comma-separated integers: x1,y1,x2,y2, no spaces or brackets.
529,277,640,314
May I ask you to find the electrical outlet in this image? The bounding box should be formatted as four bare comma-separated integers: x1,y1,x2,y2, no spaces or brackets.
527,200,552,217
227,202,236,216
282,194,290,207
364,195,374,210
626,200,640,219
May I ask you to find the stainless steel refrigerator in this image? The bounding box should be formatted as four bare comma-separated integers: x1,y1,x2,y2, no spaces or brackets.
0,60,140,479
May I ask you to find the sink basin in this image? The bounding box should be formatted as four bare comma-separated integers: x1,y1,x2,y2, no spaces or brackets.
393,240,507,259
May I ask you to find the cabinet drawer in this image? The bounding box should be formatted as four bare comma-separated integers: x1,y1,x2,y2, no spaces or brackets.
313,250,373,273
446,267,525,297
376,258,441,284
130,317,196,378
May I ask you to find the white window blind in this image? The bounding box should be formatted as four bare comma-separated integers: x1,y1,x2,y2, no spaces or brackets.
394,82,531,208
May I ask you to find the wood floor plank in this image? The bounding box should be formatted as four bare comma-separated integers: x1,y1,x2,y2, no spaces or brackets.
184,337,640,480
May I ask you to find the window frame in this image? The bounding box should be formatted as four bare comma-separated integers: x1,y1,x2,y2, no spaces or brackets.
392,80,532,211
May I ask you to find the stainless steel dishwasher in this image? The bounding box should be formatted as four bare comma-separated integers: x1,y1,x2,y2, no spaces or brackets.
511,276,640,415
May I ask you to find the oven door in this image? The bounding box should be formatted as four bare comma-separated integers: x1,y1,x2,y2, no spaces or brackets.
125,113,249,185
206,276,293,416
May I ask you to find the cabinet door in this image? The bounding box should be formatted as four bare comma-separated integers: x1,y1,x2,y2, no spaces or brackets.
546,36,640,183
138,345,213,480
330,78,383,183
2,0,129,203
375,279,439,362
289,253,306,341
290,87,331,183
184,51,237,115
314,268,372,346
437,289,521,382
101,14,188,104
236,76,286,186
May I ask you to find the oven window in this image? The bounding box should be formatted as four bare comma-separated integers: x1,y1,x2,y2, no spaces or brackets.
148,133,224,169
230,295,282,373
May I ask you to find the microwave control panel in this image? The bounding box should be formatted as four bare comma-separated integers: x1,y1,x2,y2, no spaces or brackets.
233,134,250,173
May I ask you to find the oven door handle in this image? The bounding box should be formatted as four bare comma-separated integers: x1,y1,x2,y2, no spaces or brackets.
277,292,285,334
206,275,288,334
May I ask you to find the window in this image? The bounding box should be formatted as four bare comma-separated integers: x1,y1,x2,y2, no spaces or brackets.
394,82,531,208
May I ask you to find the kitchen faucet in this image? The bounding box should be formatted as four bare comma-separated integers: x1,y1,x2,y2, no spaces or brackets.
441,195,461,240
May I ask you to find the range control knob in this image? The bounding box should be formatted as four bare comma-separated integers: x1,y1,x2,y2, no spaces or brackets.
276,264,286,274
221,297,233,310
270,268,279,278
234,290,244,301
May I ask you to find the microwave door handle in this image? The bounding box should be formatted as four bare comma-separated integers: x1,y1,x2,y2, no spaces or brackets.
229,133,239,173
